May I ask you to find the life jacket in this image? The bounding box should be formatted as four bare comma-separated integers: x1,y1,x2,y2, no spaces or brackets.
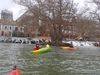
34,47,39,50
34,44,40,50
9,69,21,75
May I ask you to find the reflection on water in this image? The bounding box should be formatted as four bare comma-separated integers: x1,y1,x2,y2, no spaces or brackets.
0,43,100,75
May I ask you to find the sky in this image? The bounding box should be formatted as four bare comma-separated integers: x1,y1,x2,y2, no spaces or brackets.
0,0,96,20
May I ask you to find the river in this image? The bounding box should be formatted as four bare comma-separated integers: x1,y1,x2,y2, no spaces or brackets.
0,43,100,75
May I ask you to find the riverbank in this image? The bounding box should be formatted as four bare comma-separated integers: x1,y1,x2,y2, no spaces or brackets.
0,37,47,44
0,36,99,47
62,40,100,47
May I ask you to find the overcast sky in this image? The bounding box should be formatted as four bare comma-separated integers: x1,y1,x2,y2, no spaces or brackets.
0,0,95,20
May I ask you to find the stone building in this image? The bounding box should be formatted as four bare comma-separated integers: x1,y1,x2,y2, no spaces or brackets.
1,9,13,21
0,10,24,37
0,23,24,37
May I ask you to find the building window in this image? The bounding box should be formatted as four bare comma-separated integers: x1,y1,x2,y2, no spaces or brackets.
1,31,4,36
15,27,18,31
10,27,11,30
5,26,7,30
20,28,22,31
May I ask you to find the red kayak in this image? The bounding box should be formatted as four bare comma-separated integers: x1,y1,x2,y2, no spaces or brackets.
9,66,21,75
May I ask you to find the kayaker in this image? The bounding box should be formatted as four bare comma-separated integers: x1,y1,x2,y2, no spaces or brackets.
9,65,21,75
34,44,40,51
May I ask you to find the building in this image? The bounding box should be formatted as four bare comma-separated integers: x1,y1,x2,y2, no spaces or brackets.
0,9,25,37
0,24,24,37
1,9,13,21
16,10,40,37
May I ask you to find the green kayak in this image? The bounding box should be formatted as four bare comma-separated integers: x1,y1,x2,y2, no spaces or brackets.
32,45,52,55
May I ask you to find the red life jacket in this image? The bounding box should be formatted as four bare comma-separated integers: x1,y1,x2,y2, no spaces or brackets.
9,69,21,75
34,47,39,50
34,45,40,51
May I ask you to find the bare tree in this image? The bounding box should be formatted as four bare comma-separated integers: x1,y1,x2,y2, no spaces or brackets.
14,0,78,45
87,0,100,41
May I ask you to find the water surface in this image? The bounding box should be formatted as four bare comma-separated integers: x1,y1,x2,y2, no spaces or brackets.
0,43,100,75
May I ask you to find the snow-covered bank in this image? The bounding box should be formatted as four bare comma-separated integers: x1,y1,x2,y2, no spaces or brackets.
0,37,46,44
62,41,95,47
0,37,98,46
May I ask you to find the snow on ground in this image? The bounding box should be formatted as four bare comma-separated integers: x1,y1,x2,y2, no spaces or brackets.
0,36,97,46
62,41,95,47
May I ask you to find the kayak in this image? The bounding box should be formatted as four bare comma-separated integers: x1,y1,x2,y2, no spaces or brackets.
61,46,77,50
32,45,52,55
9,69,21,75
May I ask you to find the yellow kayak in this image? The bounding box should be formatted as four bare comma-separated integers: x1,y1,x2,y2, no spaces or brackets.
61,46,77,50
32,44,52,55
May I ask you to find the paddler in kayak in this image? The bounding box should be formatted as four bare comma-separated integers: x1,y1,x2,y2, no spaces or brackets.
34,43,40,51
9,65,21,75
33,43,41,61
